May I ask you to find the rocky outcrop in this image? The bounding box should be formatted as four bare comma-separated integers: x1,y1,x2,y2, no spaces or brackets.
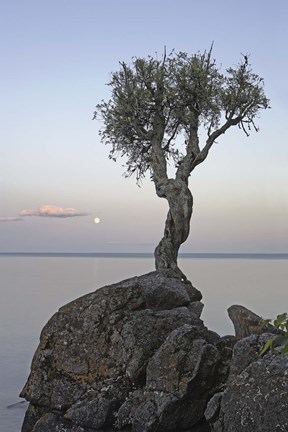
205,333,288,432
21,274,288,432
228,305,275,338
205,307,288,431
21,270,233,432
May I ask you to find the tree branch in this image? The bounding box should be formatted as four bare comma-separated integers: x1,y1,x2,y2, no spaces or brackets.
190,115,242,169
163,120,180,151
150,66,168,184
176,118,200,181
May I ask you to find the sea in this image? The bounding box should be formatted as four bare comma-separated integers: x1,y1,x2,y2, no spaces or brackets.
0,252,287,432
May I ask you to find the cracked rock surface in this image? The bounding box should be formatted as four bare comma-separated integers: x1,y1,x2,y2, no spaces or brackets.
205,334,288,432
20,270,232,432
21,272,287,432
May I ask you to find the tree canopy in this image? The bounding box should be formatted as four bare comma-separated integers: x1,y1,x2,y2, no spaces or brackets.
94,48,269,185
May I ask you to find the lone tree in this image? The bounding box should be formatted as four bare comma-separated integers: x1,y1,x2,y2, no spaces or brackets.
94,48,269,277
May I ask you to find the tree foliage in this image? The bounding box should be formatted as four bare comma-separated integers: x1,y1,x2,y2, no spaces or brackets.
94,48,270,184
260,313,288,356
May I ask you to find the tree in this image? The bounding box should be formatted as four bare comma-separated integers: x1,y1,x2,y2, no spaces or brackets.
94,48,269,278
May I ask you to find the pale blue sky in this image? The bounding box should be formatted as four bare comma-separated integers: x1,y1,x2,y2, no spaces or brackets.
1,0,287,253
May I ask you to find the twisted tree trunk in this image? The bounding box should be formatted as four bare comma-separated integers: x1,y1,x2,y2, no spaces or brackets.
149,82,194,277
154,178,193,277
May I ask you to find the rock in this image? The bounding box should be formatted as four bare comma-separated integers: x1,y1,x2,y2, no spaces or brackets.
117,324,229,432
21,404,50,432
30,412,91,432
20,270,231,432
22,267,287,432
206,334,288,432
146,326,220,397
205,392,223,431
65,395,121,429
228,305,275,338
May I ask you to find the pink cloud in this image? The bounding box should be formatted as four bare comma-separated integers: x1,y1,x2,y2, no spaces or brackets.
0,217,23,222
19,205,88,218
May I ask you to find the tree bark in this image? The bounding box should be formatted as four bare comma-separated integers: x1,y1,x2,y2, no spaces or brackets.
154,178,193,278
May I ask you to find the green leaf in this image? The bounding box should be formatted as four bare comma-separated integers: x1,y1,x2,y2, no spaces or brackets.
260,318,271,326
260,339,274,356
260,312,288,357
274,313,287,329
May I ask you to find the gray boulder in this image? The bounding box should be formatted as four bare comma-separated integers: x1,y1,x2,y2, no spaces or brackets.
21,270,231,432
228,305,275,338
205,333,288,432
117,324,229,431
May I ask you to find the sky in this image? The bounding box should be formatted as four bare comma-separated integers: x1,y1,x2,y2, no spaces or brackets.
1,0,288,253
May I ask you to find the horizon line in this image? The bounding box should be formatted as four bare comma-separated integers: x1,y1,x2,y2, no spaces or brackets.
0,252,288,259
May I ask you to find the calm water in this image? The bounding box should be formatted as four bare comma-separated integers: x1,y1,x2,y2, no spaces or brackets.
0,253,287,432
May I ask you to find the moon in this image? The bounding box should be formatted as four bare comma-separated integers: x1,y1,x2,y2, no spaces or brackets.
94,217,100,224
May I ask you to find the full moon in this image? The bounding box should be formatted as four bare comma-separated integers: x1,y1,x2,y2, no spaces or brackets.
94,217,100,224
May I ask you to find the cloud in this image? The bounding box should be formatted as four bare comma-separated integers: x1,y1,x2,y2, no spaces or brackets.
19,205,88,218
0,217,23,222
